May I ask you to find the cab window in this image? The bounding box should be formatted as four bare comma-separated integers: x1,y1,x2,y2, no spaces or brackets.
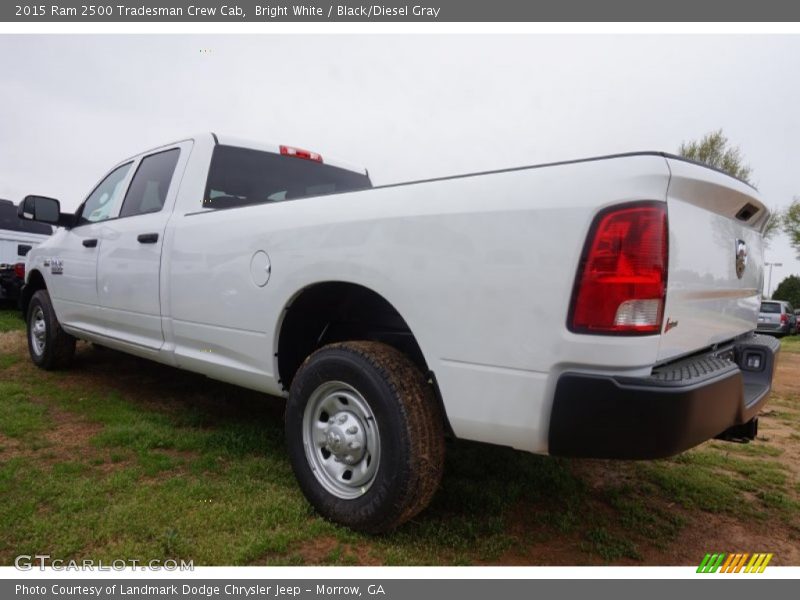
119,149,181,218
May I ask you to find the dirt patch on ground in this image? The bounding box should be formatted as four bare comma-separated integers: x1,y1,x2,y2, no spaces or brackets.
0,399,104,465
0,330,26,355
772,351,800,396
489,502,604,566
0,431,24,458
42,404,103,455
291,535,382,566
293,536,340,565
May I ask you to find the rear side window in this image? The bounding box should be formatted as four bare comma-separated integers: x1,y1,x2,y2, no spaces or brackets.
203,145,372,210
119,149,181,218
760,302,781,314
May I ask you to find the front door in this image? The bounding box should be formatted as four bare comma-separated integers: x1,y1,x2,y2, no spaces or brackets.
47,162,133,333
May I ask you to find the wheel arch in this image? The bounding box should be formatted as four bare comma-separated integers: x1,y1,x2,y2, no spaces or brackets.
21,269,47,316
276,280,428,384
275,280,452,434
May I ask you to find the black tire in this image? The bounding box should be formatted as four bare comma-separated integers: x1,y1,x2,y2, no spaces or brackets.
285,341,445,533
26,289,76,370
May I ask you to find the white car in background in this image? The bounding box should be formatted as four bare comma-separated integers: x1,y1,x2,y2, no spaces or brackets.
0,198,51,302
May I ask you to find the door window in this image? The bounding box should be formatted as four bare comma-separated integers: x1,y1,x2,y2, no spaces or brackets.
78,163,133,225
119,149,181,218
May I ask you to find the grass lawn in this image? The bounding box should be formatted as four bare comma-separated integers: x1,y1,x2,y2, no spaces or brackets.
0,307,798,565
0,305,24,333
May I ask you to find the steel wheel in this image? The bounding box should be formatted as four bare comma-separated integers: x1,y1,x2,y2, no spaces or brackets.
30,306,46,356
287,342,445,531
302,381,381,499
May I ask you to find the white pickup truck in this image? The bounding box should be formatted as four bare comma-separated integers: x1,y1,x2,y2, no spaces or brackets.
18,133,778,532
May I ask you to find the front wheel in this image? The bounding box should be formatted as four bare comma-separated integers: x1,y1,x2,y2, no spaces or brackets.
26,289,76,370
285,341,445,533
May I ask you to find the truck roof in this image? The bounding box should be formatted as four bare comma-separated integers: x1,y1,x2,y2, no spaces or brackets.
118,133,369,177
0,199,53,236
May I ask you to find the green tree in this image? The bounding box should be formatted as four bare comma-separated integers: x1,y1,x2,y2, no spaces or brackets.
678,129,753,183
762,210,782,245
781,196,800,259
771,274,800,307
678,129,779,245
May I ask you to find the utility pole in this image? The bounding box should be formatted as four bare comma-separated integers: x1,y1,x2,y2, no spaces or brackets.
765,262,783,298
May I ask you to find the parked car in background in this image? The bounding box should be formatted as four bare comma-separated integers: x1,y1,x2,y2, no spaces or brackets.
757,300,795,337
0,198,51,303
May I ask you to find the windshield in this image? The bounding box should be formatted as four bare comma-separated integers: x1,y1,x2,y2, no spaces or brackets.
203,145,372,210
760,302,781,314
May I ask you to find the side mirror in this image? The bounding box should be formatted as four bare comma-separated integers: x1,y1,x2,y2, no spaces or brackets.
18,195,62,225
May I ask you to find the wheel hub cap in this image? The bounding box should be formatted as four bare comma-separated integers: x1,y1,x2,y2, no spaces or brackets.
323,411,366,465
31,308,46,356
301,381,381,499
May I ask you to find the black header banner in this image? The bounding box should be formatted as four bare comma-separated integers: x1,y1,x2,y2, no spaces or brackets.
4,0,800,22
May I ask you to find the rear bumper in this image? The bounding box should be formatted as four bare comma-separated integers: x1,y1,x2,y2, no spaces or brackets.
548,333,779,459
755,323,790,336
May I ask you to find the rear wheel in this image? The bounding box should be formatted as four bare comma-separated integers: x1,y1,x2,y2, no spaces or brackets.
285,341,445,533
26,289,75,370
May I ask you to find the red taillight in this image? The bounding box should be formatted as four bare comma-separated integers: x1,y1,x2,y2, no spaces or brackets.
781,313,789,325
13,263,25,280
569,202,668,335
280,145,323,163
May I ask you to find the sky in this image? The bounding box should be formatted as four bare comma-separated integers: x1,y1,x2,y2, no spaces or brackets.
1,34,798,293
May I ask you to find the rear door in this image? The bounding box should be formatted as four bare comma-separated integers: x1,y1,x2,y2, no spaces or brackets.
658,157,768,362
95,142,190,349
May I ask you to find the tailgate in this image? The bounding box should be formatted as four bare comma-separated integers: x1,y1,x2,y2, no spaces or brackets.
658,157,768,363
